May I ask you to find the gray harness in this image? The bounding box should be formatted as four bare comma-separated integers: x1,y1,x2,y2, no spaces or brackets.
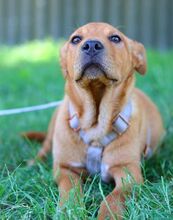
68,101,132,176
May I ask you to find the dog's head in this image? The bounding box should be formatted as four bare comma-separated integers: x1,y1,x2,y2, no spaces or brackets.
60,22,146,87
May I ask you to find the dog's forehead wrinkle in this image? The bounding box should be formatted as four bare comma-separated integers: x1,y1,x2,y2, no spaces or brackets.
103,27,115,35
72,23,125,41
81,26,89,35
76,23,117,38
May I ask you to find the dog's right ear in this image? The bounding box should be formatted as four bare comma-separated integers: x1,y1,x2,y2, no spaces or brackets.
131,41,147,75
60,42,68,78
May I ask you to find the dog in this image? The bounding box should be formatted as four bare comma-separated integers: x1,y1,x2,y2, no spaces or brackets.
26,22,164,219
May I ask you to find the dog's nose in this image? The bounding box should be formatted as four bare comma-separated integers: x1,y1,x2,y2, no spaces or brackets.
81,40,104,56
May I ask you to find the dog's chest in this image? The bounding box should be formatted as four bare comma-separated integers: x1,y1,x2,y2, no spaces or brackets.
86,145,112,183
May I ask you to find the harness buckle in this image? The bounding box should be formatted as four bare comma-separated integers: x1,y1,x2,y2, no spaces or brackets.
68,113,81,132
112,113,130,136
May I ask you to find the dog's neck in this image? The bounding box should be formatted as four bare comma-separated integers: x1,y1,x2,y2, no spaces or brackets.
87,80,106,115
66,75,135,138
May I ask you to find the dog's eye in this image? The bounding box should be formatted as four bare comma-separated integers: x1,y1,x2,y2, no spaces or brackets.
71,36,82,45
109,35,122,43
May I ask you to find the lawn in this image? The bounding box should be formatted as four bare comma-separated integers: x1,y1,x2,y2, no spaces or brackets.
0,41,173,219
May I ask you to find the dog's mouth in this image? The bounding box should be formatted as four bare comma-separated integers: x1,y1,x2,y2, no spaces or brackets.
76,62,118,82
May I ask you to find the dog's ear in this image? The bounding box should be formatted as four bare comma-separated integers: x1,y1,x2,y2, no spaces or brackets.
131,40,147,75
60,42,68,78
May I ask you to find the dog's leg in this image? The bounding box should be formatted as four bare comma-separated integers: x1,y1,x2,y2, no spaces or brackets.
54,165,84,209
38,109,59,159
28,109,58,165
98,163,143,220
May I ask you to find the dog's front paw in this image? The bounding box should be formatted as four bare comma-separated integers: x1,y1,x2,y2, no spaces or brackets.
98,191,124,220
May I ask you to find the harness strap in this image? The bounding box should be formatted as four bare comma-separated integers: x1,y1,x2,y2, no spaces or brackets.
86,145,103,175
69,101,132,144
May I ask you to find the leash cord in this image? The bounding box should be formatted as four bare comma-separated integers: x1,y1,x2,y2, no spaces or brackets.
0,100,63,116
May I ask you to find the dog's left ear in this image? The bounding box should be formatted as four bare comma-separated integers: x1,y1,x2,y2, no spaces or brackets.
131,40,147,75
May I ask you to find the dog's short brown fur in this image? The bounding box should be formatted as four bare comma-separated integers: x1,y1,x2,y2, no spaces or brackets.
28,23,164,219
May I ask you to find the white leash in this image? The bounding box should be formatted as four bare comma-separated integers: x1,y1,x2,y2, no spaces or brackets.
0,100,63,116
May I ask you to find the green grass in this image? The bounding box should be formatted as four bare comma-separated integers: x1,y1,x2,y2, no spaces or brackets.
0,40,173,219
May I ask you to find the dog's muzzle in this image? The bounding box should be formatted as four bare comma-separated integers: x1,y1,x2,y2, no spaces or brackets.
75,39,106,81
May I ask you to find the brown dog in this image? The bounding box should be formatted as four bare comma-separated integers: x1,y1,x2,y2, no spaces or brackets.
27,22,164,219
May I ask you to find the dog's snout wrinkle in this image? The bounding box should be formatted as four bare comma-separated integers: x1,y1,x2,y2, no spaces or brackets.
81,40,104,57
